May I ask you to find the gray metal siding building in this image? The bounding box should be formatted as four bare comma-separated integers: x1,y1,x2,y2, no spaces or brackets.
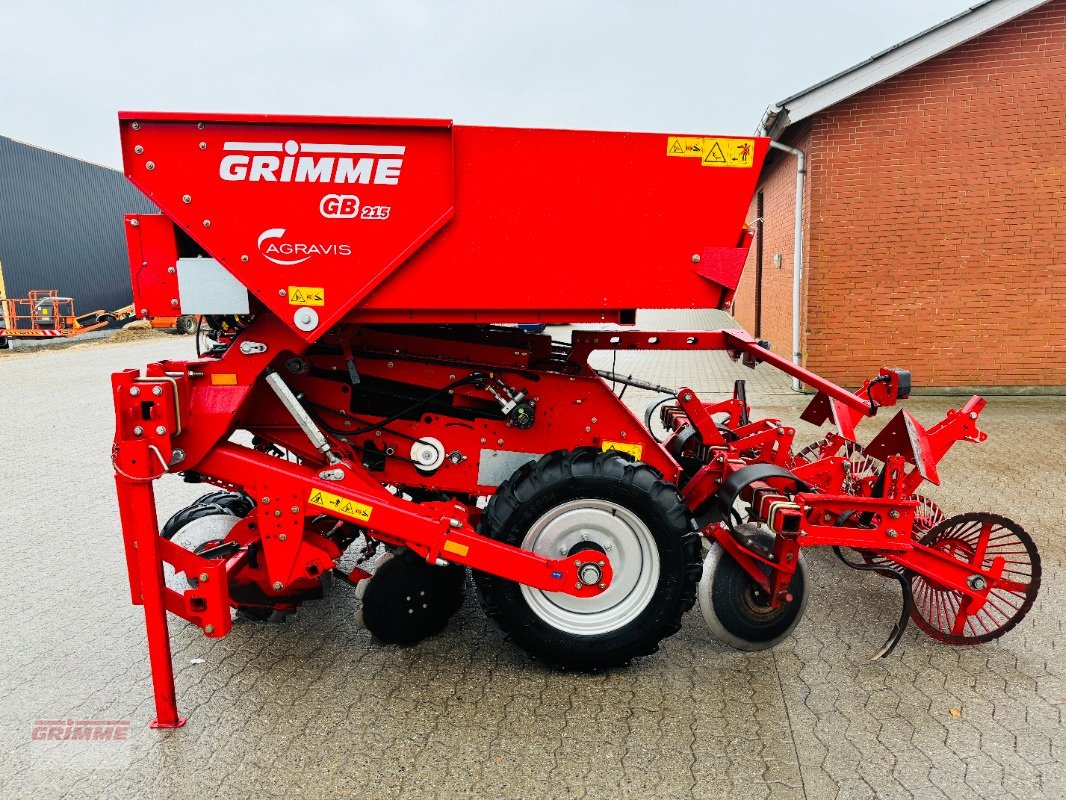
0,135,156,315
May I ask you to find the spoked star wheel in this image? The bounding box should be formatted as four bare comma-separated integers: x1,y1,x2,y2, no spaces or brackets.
861,493,946,577
912,494,947,533
909,512,1040,645
794,437,879,494
796,439,946,577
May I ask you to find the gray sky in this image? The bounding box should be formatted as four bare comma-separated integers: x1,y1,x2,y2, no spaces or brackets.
2,0,973,169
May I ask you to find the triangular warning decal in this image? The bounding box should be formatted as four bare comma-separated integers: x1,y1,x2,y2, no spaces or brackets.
668,138,684,155
704,141,726,164
700,138,756,168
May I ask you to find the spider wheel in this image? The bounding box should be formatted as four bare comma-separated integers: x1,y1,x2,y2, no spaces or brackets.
912,494,945,534
909,513,1040,645
794,437,879,494
858,494,947,577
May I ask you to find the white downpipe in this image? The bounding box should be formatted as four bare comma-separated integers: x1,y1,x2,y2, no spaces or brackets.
768,141,806,392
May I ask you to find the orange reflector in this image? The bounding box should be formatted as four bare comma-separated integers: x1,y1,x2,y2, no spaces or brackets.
442,540,469,557
211,374,238,386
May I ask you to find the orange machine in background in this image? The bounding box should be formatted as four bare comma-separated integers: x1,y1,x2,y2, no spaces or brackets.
0,289,131,346
0,289,197,348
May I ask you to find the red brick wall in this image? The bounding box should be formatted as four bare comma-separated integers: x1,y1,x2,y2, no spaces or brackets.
734,125,812,363
757,0,1066,388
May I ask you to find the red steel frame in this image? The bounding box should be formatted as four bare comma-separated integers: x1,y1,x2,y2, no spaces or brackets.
114,314,992,728
110,112,1014,728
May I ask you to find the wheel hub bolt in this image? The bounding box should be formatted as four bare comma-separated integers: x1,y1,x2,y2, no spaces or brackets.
968,575,987,591
578,563,602,586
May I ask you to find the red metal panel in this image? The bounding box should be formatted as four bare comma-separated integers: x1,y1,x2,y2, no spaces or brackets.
125,214,181,318
120,114,455,341
358,126,766,320
118,113,767,338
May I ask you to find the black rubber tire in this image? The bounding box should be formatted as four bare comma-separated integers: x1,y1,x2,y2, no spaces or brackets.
643,394,678,443
236,607,290,623
473,448,701,671
161,491,255,539
176,315,198,335
163,494,316,624
700,527,807,650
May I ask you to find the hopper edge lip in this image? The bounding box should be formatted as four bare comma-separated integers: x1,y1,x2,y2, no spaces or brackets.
117,110,454,129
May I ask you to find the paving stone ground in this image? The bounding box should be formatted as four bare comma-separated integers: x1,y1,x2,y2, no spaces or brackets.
0,313,1062,799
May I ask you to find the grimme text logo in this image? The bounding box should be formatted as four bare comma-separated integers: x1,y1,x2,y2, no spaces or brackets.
31,719,131,741
220,140,404,184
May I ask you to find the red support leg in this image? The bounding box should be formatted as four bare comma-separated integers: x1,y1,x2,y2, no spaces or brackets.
117,477,187,729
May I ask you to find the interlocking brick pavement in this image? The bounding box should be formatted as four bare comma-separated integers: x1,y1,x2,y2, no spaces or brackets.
0,314,1062,799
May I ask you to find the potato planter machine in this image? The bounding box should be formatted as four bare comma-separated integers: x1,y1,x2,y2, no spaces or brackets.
112,113,1040,727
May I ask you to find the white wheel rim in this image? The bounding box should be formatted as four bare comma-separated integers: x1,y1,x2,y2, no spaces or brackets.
698,531,808,651
519,499,659,635
163,514,239,592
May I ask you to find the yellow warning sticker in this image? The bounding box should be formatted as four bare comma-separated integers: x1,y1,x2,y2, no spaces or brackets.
442,540,470,557
700,138,755,168
666,136,755,168
288,286,325,306
602,441,643,460
666,136,705,158
307,489,373,523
